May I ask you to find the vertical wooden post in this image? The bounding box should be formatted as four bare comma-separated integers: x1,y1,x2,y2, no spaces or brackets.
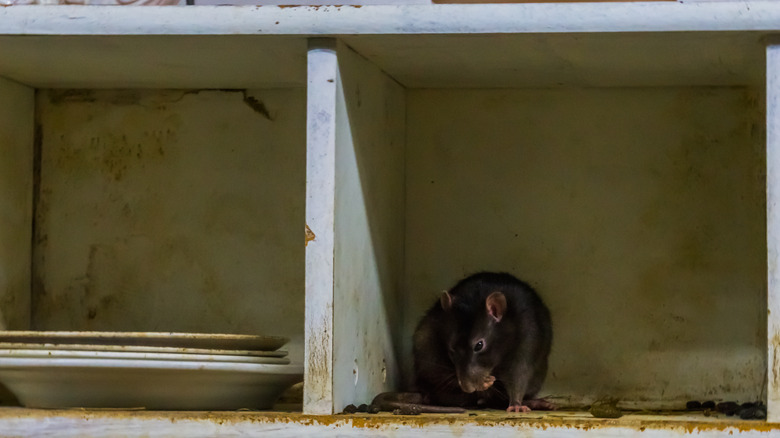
768,41,780,423
304,38,338,415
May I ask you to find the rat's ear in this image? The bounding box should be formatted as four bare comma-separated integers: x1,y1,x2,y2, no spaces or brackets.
486,291,506,323
440,291,453,311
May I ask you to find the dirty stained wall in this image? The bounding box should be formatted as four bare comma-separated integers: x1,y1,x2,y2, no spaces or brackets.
33,89,306,361
404,87,766,404
0,77,33,331
28,83,767,406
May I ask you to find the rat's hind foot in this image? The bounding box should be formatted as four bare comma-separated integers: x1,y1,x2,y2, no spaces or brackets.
524,398,557,410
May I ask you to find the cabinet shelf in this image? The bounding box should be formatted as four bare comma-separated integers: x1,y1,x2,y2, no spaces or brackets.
0,3,779,436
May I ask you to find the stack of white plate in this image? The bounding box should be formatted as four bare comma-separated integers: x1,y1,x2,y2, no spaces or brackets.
0,331,303,410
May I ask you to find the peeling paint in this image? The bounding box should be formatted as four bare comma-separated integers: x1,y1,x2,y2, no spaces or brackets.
305,224,316,246
243,95,274,121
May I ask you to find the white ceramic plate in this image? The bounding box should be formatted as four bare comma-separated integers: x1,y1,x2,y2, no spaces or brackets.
0,349,290,365
0,357,303,410
0,342,288,358
0,331,287,351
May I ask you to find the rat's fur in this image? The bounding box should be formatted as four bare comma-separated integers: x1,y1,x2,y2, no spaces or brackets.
412,272,554,412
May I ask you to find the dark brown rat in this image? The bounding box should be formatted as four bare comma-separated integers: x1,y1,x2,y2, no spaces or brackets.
413,272,554,412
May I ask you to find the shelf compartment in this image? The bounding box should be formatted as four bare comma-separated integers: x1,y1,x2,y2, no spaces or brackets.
0,34,308,411
306,31,773,422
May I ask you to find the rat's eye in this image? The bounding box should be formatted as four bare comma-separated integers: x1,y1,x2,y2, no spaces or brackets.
473,340,484,352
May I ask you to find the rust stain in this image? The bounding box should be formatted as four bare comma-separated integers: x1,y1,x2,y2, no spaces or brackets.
1,408,778,434
305,225,316,246
772,333,780,390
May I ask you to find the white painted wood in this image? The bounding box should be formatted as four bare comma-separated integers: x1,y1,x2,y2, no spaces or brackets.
0,409,776,437
767,42,780,423
331,40,405,410
2,2,780,35
32,89,306,362
304,38,338,415
0,5,778,89
2,0,184,4
0,3,778,89
404,87,765,406
304,38,405,414
196,0,431,5
0,76,33,331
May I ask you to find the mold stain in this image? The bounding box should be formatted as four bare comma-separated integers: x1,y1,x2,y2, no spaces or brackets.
305,314,332,404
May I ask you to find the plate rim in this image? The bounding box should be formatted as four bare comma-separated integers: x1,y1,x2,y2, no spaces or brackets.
0,331,289,351
0,342,288,357
0,349,291,365
0,357,304,373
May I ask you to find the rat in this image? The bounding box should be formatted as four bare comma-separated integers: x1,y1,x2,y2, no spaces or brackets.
412,272,554,413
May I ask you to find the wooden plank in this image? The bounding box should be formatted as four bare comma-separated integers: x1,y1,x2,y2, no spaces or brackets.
331,40,405,411
767,42,780,423
304,38,338,415
2,3,780,36
434,0,673,3
0,408,777,437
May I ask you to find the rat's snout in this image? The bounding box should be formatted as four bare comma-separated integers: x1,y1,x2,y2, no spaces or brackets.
455,368,474,393
457,376,477,393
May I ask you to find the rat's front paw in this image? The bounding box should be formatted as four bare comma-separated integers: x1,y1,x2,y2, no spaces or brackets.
507,404,531,413
480,375,496,391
